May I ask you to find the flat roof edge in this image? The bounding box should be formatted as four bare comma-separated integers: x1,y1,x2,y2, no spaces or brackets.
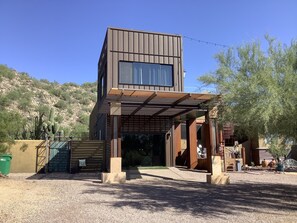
107,27,182,38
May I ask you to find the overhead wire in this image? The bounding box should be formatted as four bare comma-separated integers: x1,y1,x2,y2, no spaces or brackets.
183,35,229,48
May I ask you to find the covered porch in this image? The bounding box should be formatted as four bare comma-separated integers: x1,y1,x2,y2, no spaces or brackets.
100,88,220,183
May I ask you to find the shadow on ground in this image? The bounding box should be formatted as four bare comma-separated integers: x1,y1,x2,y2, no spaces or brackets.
26,173,101,182
83,179,297,218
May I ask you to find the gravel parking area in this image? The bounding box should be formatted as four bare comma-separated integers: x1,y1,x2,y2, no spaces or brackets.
0,170,296,223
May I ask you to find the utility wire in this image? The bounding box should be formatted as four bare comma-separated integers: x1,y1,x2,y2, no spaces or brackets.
183,35,229,48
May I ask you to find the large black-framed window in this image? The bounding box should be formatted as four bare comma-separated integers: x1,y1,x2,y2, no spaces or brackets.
119,61,173,87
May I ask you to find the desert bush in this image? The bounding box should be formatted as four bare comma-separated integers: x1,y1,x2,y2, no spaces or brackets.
78,114,89,125
54,100,67,109
54,114,63,123
0,65,16,80
0,95,9,108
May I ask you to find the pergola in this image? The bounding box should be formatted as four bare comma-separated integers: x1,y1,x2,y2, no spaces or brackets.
100,88,219,171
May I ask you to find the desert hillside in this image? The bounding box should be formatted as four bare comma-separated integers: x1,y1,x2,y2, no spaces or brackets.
0,64,97,137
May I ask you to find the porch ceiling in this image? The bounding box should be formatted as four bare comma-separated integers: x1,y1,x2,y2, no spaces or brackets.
99,88,218,119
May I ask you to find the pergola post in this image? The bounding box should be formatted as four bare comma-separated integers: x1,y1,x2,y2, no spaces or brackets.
203,121,212,173
101,102,126,183
174,122,182,163
186,118,198,169
206,107,230,184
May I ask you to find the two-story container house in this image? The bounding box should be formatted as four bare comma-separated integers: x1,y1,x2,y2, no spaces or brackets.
90,28,219,183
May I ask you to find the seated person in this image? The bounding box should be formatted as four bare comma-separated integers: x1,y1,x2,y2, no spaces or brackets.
268,159,276,168
262,159,268,167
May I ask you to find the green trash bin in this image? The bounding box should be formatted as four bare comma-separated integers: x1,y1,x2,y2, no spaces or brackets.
0,154,12,175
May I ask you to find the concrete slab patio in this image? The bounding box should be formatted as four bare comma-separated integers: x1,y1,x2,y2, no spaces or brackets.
0,169,296,223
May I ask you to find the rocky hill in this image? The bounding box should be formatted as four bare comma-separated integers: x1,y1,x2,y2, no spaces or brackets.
0,64,97,138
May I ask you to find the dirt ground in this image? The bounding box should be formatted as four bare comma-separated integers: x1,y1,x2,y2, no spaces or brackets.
0,171,297,223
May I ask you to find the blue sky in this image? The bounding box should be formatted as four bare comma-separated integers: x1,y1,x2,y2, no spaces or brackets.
1,0,296,92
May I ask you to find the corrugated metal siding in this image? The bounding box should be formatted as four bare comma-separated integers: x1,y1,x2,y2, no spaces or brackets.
106,28,183,92
121,115,173,134
105,115,111,171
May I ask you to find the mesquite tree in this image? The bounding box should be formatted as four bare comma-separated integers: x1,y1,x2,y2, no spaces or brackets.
199,36,297,158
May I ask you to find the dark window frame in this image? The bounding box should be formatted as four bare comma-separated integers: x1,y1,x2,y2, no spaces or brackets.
99,63,107,100
118,61,174,87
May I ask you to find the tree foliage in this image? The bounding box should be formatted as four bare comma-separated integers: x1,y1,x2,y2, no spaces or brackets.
0,111,25,153
199,36,297,143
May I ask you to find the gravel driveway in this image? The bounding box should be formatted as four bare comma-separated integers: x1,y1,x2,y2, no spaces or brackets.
0,170,296,223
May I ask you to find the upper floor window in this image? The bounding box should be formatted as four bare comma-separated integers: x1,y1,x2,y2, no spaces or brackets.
119,61,173,87
100,75,104,98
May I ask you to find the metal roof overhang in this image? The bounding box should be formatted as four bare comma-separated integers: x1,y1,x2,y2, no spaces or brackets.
99,88,218,121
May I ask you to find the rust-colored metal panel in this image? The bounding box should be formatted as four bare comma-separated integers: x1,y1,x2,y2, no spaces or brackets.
117,116,121,157
154,34,159,54
149,34,154,54
107,31,113,91
164,56,168,64
104,28,185,93
118,30,123,51
123,31,128,52
159,35,164,55
186,118,198,169
177,36,181,57
163,36,168,55
112,29,118,51
203,122,212,172
168,36,173,56
174,123,182,158
173,37,178,57
128,31,133,53
133,32,138,53
149,55,154,63
173,58,178,90
144,33,149,54
112,53,118,84
179,39,182,91
138,32,144,53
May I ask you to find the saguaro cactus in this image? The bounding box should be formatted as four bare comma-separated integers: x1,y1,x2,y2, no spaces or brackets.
43,108,60,139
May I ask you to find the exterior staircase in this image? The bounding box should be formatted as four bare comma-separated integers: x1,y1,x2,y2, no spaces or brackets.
69,140,105,173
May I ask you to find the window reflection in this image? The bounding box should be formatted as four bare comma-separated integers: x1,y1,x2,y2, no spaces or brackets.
119,61,173,86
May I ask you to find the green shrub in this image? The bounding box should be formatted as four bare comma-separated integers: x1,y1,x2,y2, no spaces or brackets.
31,79,43,88
0,95,9,108
81,82,96,89
36,105,51,116
54,100,67,109
78,114,89,125
19,72,31,81
0,65,16,80
79,98,89,105
67,108,74,115
49,88,62,97
54,114,63,123
60,92,71,101
90,94,97,102
82,106,92,113
71,123,88,137
6,89,21,101
64,82,78,87
18,98,31,111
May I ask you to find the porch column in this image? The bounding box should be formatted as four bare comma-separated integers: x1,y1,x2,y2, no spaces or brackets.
186,118,197,169
101,102,126,184
110,115,121,158
203,121,212,173
206,107,230,185
174,122,182,163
